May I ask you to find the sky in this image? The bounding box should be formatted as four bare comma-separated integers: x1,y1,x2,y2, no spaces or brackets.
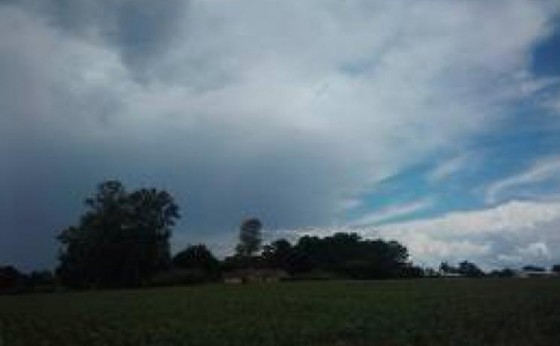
1,0,560,271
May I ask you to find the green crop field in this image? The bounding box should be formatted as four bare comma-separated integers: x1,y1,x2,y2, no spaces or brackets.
1,279,560,346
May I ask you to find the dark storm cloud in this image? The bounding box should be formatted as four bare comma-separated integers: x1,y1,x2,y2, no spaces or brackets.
0,116,354,269
15,0,188,80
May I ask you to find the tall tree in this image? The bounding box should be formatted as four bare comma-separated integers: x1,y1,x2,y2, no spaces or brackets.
56,180,180,288
235,218,263,258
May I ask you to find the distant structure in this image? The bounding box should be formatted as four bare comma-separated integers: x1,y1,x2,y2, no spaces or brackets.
515,270,555,278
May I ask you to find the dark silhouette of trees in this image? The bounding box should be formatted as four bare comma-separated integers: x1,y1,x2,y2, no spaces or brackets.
439,262,456,274
173,244,220,276
44,180,523,289
0,265,27,292
457,261,485,277
439,261,485,277
523,265,546,272
262,239,295,271
29,270,55,288
400,264,425,278
1,266,56,294
56,180,180,288
489,268,515,278
150,245,221,286
235,218,263,258
260,233,412,279
223,218,264,271
552,264,560,274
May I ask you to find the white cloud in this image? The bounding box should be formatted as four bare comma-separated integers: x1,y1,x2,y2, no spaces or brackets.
392,233,492,266
375,199,560,268
284,199,560,269
517,241,550,259
337,198,363,212
379,199,560,237
351,198,433,226
486,156,560,203
427,154,471,183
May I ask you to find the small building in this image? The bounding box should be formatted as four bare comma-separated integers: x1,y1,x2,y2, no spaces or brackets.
223,276,243,284
515,270,555,278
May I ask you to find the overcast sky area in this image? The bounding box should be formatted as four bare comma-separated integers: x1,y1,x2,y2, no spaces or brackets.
2,0,560,271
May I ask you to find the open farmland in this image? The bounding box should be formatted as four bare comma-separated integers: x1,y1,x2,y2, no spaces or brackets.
2,279,560,346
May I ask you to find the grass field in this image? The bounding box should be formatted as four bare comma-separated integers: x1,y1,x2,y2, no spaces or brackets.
2,279,560,346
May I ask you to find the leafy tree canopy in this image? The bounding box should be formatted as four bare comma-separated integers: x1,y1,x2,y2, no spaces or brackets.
235,218,263,258
457,261,485,278
56,180,180,288
523,265,546,272
173,244,220,273
261,233,412,279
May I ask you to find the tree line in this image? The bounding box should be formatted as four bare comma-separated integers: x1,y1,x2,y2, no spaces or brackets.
54,181,420,288
2,180,559,292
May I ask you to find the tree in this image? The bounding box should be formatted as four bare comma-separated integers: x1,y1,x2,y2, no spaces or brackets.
29,270,55,290
423,267,439,277
56,180,180,288
0,265,27,292
173,244,220,274
522,265,546,272
281,233,410,279
457,261,485,278
401,264,425,278
235,218,263,258
262,239,294,271
489,268,515,278
439,262,456,274
552,264,560,274
224,231,416,279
